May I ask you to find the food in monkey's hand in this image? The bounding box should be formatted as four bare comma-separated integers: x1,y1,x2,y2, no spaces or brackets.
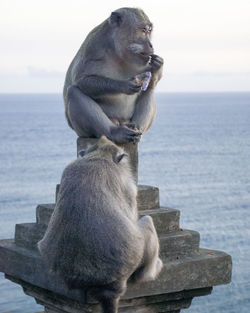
134,71,152,91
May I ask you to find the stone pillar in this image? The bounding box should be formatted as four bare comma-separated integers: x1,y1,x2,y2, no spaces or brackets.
0,136,232,312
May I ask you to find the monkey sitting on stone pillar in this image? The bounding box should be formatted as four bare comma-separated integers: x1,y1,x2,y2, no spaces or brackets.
64,7,163,144
38,136,162,313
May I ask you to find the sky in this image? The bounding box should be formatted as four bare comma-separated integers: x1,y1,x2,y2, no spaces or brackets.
0,0,250,93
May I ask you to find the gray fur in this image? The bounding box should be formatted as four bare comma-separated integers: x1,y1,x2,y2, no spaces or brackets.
38,136,162,313
63,7,163,144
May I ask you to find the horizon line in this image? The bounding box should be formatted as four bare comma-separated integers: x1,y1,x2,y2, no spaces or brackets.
0,91,250,95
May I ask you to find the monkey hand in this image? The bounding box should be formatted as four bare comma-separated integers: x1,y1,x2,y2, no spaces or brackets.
123,122,137,130
150,54,164,73
148,54,164,88
123,78,142,95
108,125,142,144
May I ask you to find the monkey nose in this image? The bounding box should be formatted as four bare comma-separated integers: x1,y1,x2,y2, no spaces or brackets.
148,42,154,54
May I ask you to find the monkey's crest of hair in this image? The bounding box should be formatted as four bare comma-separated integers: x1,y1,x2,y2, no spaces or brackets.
81,136,129,165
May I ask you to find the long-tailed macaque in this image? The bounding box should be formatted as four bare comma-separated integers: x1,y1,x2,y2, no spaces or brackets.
63,7,163,143
38,136,162,313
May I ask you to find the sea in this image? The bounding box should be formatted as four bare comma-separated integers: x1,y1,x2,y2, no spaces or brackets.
0,92,249,313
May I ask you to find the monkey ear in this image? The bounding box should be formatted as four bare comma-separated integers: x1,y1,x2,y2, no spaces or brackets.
78,150,85,158
116,153,128,163
109,12,122,26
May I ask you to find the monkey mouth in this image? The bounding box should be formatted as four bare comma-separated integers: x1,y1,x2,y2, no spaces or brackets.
139,53,152,63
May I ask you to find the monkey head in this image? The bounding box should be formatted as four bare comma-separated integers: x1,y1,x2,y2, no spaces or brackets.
78,136,129,165
109,8,154,69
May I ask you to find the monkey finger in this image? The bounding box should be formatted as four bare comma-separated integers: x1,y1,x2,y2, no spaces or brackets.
130,132,142,138
127,134,141,142
152,57,163,65
151,56,164,66
131,86,142,93
151,54,163,61
151,61,163,71
126,128,142,136
125,122,137,130
154,60,164,67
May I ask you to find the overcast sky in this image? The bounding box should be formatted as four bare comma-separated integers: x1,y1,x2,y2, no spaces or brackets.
0,0,250,93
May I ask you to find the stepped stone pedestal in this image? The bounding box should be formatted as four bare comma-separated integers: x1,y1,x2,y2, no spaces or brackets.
0,138,232,312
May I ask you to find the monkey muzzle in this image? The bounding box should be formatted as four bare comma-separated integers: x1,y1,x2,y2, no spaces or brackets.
128,43,154,63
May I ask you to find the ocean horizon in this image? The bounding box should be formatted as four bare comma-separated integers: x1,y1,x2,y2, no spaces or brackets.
0,92,249,312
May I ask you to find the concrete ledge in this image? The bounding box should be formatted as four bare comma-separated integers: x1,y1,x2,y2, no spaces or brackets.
159,230,200,259
36,204,55,226
7,275,212,313
137,185,160,210
15,223,47,249
14,223,198,259
0,239,232,303
36,204,179,231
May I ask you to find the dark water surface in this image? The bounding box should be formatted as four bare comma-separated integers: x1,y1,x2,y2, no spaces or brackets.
0,93,249,312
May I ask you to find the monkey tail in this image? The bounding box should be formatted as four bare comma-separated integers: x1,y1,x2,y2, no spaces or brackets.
99,297,119,313
90,280,126,313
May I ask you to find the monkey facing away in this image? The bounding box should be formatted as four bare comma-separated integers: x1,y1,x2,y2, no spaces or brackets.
38,136,162,313
64,7,163,144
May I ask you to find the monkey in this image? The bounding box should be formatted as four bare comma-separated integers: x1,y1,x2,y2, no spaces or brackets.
63,7,163,144
38,136,162,313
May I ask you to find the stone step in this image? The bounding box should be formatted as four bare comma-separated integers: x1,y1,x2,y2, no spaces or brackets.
15,223,46,249
139,207,180,234
159,230,200,260
137,185,160,210
15,222,199,259
36,204,180,234
36,203,55,225
0,239,232,302
55,184,160,211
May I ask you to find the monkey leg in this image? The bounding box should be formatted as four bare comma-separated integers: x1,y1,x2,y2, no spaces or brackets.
66,85,142,143
66,85,114,138
132,216,163,283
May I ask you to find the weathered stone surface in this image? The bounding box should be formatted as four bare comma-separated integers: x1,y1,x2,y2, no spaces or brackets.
0,239,232,303
77,137,138,182
7,275,212,313
14,223,198,259
125,249,232,299
55,184,60,203
15,223,47,249
137,185,159,210
55,184,160,213
139,208,180,233
159,230,200,259
36,204,180,235
36,204,55,226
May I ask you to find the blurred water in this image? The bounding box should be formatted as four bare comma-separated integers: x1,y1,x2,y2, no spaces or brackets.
0,93,249,312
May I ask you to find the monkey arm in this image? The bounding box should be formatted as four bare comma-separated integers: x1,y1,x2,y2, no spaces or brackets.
74,75,142,98
74,75,130,98
75,75,123,97
131,88,156,133
130,55,163,133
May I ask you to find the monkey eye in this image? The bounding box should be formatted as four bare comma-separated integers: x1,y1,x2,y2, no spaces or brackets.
78,150,85,158
116,153,128,163
142,26,152,34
